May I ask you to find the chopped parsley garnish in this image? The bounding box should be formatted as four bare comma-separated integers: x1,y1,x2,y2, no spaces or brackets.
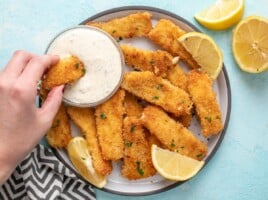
136,161,144,176
130,124,136,133
112,30,117,33
181,99,185,103
75,63,80,69
196,153,203,158
170,139,175,148
124,141,133,147
81,157,86,160
81,68,86,75
204,116,212,123
156,84,163,90
153,96,159,100
216,115,221,120
100,113,107,119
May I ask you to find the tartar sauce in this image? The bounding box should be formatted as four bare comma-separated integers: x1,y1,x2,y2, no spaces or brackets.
46,26,123,106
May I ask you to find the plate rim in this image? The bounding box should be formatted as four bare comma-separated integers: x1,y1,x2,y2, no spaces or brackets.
51,5,232,196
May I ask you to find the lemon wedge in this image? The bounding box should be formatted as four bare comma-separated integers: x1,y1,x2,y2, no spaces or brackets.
194,0,244,30
178,32,223,79
232,16,268,73
151,144,205,181
67,137,107,188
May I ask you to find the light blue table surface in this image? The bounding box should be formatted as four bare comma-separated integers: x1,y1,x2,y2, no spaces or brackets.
1,0,268,199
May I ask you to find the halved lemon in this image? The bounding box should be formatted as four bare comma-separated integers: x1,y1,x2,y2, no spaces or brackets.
151,144,205,181
67,137,107,188
194,0,244,30
178,32,223,79
232,16,268,73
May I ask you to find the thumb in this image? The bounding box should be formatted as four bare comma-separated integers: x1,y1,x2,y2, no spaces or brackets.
39,85,64,126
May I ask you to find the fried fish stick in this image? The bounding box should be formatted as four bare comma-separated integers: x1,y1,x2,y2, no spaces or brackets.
187,70,223,137
122,117,156,179
124,91,143,118
46,104,72,148
121,71,192,117
42,55,85,90
121,44,174,77
165,65,192,126
166,64,187,91
87,12,152,39
148,19,200,69
95,89,125,160
67,106,112,176
142,105,207,160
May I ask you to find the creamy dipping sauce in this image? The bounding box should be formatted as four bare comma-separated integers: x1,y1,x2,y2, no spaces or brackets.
46,26,123,106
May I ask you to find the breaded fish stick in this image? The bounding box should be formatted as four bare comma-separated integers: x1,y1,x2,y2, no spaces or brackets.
166,64,187,91
87,12,152,39
122,117,156,179
121,71,192,117
124,91,143,118
121,44,174,77
46,104,72,148
42,55,85,90
67,106,112,176
95,89,125,161
187,70,223,137
166,65,192,126
142,105,207,160
148,19,200,69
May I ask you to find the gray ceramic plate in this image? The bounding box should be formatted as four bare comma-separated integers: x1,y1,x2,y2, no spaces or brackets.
50,6,231,196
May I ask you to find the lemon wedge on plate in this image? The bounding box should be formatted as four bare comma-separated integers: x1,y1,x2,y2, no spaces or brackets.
178,32,223,79
151,145,205,181
194,0,244,30
232,16,268,73
67,137,107,188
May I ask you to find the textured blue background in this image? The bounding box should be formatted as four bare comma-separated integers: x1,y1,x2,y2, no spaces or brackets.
1,0,268,199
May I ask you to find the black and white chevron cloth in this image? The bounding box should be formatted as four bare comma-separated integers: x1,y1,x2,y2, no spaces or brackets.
0,145,96,200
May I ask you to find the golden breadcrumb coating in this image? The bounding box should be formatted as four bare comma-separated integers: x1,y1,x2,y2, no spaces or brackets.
121,44,174,77
95,89,125,161
121,71,192,117
42,55,85,90
122,117,156,179
46,104,72,148
148,19,200,69
87,12,152,39
67,106,112,176
166,64,188,91
175,112,193,128
187,70,223,137
146,131,163,148
141,105,207,160
123,91,143,118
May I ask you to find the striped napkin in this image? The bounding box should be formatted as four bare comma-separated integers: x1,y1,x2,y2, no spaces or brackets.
0,145,96,200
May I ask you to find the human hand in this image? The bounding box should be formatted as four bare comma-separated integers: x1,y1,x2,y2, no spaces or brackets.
0,51,64,185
